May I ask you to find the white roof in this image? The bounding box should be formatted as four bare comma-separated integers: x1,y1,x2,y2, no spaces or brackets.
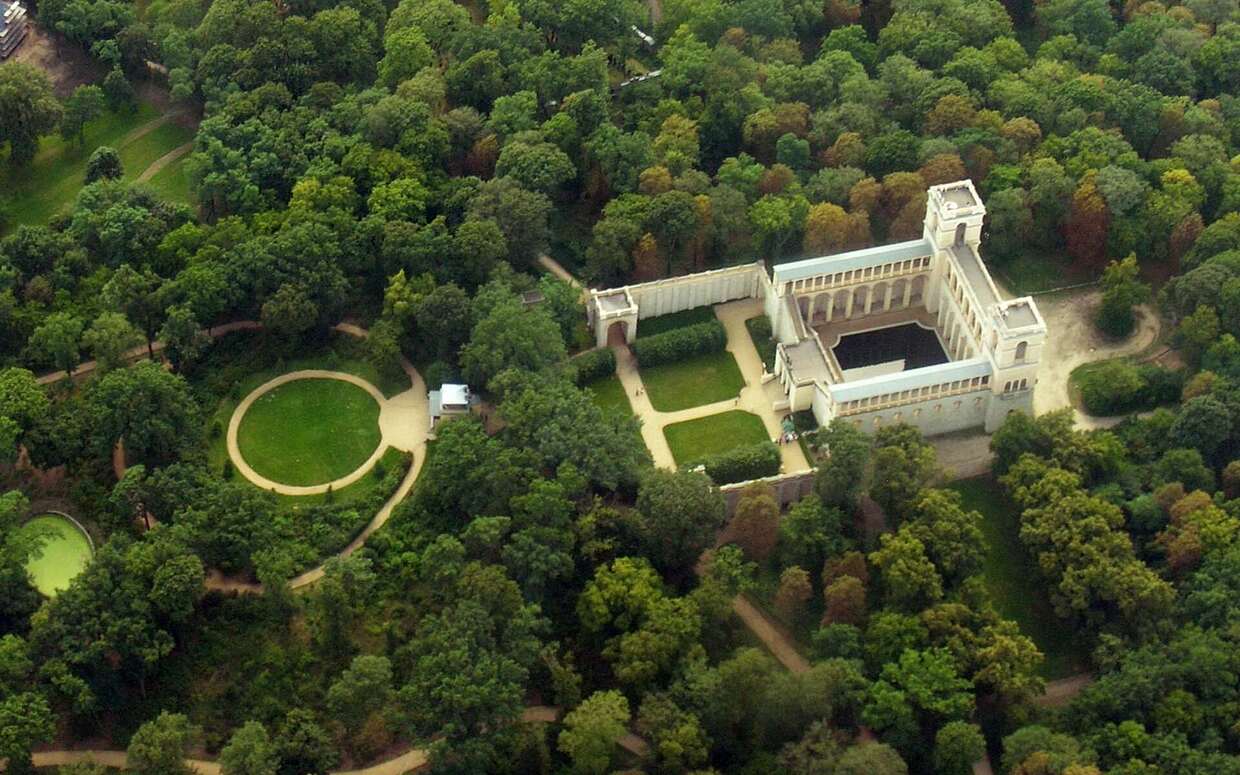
442,384,469,405
828,357,992,403
773,238,934,284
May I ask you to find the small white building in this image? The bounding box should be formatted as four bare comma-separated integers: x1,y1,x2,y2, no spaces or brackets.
0,0,29,60
428,383,474,431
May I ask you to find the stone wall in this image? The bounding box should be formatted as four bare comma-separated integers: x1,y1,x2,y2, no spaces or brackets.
719,469,817,517
625,263,766,320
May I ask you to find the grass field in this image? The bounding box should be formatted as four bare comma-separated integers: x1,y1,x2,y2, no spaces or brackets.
664,410,769,465
585,375,632,416
0,102,194,230
948,477,1092,679
236,379,383,486
637,305,717,339
990,249,1094,295
142,152,195,205
642,350,745,411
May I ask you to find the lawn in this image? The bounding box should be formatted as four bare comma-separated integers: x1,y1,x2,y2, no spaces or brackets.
637,305,718,339
141,152,195,206
119,121,194,183
642,350,745,411
0,101,191,231
237,378,383,486
585,375,632,416
948,477,1092,679
990,249,1094,295
664,410,769,465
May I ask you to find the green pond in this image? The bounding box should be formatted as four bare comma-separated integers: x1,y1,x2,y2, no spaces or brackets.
18,514,94,597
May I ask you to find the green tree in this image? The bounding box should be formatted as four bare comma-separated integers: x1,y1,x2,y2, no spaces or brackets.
835,742,908,775
219,722,278,775
60,84,106,145
557,690,630,775
0,692,54,774
0,62,63,166
101,67,135,112
127,711,195,775
274,710,339,775
157,305,210,373
85,146,123,183
84,362,201,466
460,297,566,389
815,419,871,511
635,469,726,575
27,312,84,375
934,721,986,775
326,655,393,737
1097,254,1150,338
82,312,142,373
378,27,433,89
869,530,942,610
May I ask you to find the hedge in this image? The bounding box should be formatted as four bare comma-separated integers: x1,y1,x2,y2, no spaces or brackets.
631,320,727,366
700,441,782,485
571,348,616,384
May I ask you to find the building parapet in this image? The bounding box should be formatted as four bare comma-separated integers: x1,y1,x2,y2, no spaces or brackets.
828,357,991,405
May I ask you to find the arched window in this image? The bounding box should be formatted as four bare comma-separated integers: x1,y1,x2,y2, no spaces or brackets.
954,222,966,245
1014,341,1028,362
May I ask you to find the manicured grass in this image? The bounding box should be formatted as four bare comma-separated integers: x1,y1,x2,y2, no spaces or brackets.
269,446,409,511
119,121,194,184
0,102,188,229
637,305,718,339
141,152,195,206
642,350,745,412
201,332,410,476
664,410,769,466
585,375,632,416
947,477,1092,679
236,378,383,486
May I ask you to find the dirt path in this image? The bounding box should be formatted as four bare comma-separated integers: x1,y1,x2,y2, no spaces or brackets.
136,141,193,183
537,254,582,289
1033,673,1094,708
990,281,1161,428
731,594,810,673
225,369,425,497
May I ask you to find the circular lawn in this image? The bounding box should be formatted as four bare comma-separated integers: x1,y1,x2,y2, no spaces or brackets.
237,378,383,486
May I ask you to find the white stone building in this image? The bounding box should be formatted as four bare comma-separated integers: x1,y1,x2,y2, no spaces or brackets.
587,180,1046,437
0,0,29,59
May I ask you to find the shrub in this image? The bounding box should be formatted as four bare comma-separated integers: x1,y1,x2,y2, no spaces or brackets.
700,441,781,484
571,348,616,384
631,320,727,367
1076,360,1184,416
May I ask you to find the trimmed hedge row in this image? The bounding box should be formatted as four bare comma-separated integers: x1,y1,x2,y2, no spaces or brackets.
701,441,782,485
571,348,616,384
631,320,727,366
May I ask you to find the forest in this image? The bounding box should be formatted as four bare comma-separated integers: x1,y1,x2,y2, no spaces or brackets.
3,0,1240,773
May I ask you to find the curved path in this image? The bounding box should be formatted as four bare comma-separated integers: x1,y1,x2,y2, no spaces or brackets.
226,370,425,497
135,140,194,183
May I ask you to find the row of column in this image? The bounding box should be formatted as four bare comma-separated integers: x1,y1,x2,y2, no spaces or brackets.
803,279,916,324
937,288,973,360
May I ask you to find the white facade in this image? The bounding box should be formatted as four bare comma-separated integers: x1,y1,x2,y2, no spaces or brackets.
767,180,1045,435
0,1,28,59
586,180,1047,438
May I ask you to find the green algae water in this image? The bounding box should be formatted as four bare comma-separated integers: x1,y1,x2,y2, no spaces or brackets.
18,514,93,597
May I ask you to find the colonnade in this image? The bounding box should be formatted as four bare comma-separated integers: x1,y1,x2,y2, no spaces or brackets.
794,274,928,326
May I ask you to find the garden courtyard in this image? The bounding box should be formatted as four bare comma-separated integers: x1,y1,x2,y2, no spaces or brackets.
604,298,810,474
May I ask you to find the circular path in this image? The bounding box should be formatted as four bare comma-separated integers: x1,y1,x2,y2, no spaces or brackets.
227,370,426,497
